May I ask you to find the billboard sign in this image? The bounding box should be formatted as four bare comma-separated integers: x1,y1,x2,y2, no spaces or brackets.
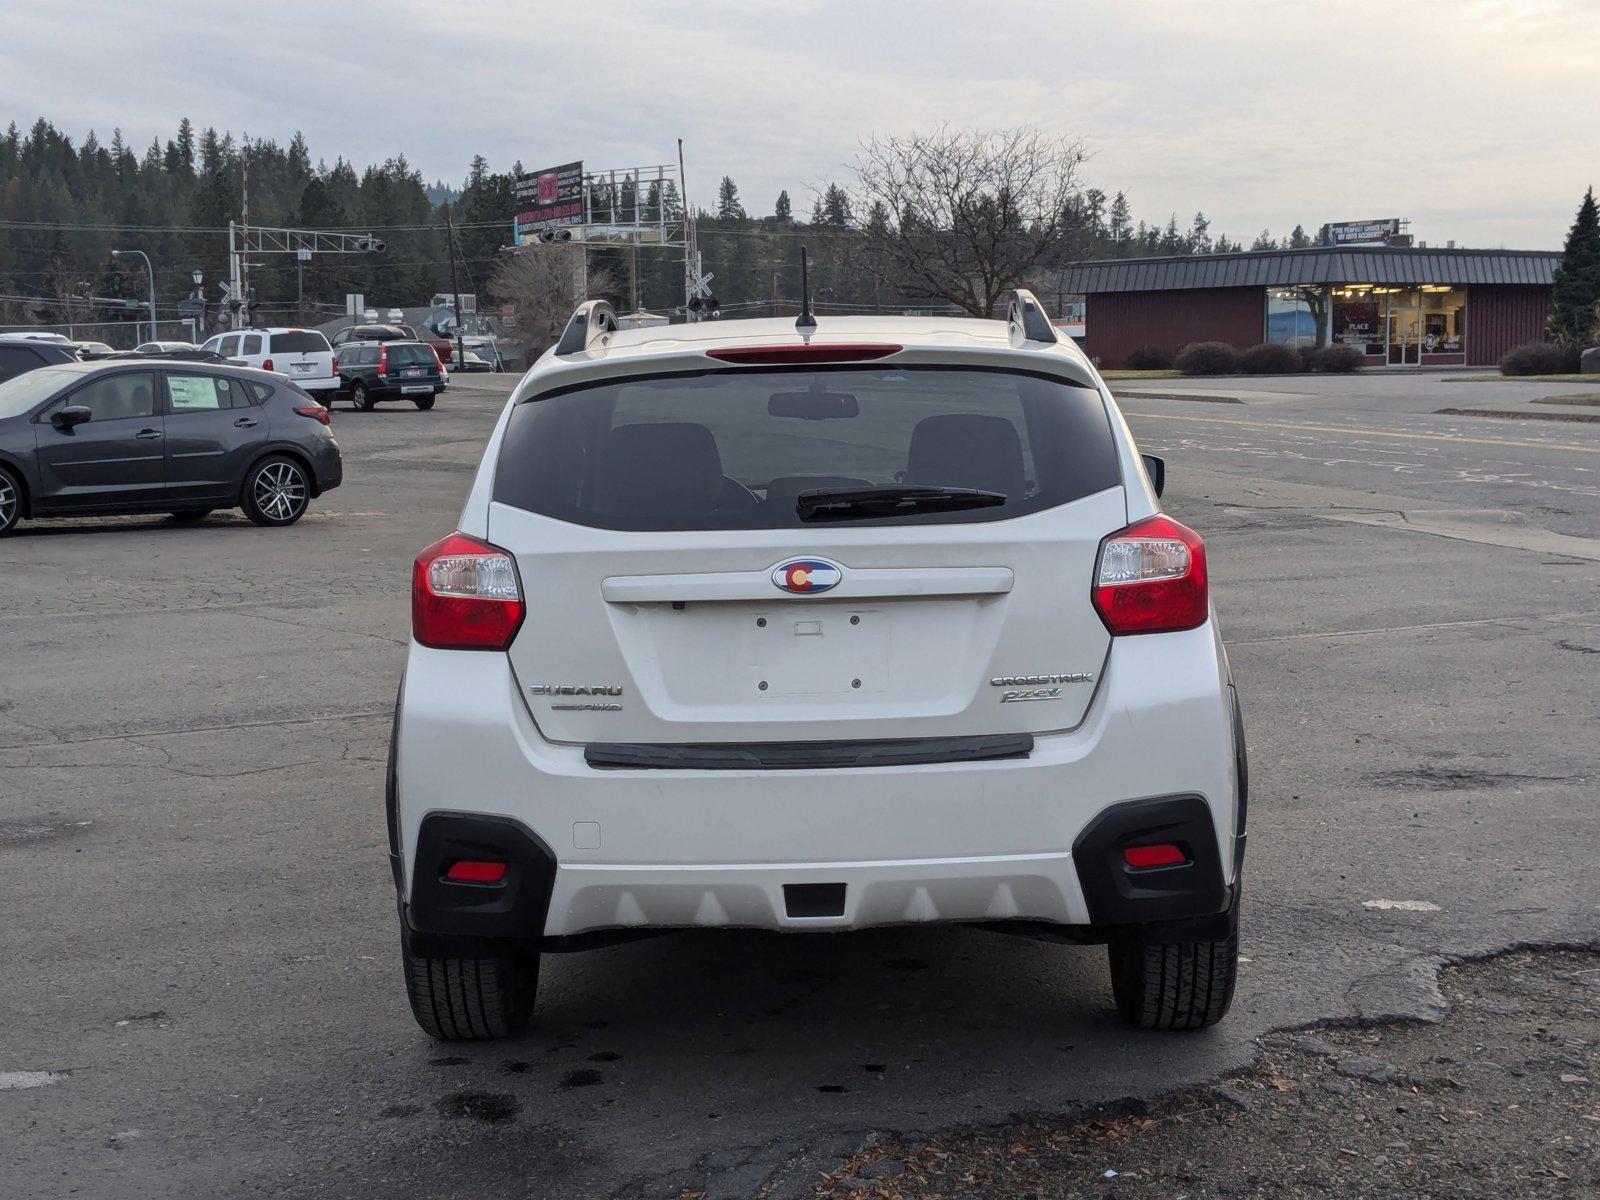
1321,219,1403,247
514,161,584,241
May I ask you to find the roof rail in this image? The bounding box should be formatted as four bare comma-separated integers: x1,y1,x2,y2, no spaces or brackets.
554,300,619,356
1006,288,1058,345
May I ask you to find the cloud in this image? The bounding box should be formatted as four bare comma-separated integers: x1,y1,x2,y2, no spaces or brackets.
5,0,1595,247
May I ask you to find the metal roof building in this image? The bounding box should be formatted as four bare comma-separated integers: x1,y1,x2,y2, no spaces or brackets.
1056,246,1560,369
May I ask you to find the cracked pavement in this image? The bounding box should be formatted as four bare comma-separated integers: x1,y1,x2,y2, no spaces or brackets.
0,373,1596,1198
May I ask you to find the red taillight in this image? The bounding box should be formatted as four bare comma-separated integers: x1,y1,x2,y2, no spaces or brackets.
377,345,388,376
1092,514,1208,635
1123,843,1188,869
445,860,508,883
412,532,525,650
262,358,274,372
705,343,902,364
331,353,339,374
293,403,330,426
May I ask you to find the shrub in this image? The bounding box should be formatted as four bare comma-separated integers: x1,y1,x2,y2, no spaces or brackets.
1295,345,1321,372
1315,344,1364,373
1500,342,1582,375
1122,345,1174,370
1238,342,1303,374
1175,341,1238,375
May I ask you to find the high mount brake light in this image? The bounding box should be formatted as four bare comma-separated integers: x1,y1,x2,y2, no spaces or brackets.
1092,514,1208,635
704,343,902,365
412,532,525,650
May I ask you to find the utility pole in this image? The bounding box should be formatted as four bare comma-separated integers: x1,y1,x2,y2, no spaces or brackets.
241,147,251,328
445,208,465,370
678,138,693,316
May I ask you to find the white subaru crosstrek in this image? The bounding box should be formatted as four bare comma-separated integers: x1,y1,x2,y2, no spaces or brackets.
389,291,1246,1039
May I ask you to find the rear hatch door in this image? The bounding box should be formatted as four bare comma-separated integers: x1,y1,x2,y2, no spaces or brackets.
269,331,334,382
489,360,1127,745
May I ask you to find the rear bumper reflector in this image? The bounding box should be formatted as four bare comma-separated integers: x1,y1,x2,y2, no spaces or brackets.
584,733,1034,771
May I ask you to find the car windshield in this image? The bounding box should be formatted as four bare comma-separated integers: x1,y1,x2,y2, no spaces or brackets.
0,367,75,420
493,365,1120,531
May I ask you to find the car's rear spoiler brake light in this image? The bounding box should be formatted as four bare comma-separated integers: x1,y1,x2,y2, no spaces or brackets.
704,343,902,365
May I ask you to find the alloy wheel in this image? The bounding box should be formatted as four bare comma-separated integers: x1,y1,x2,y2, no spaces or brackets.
253,462,307,522
0,472,18,531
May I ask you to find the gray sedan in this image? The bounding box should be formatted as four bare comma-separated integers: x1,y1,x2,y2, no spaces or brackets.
0,360,342,535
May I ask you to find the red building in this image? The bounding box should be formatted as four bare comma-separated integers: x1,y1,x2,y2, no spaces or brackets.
1058,247,1559,370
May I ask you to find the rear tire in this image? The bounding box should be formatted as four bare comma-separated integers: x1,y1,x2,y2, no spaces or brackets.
242,455,310,527
402,937,540,1041
352,382,375,412
0,465,22,536
1108,923,1238,1030
413,396,435,411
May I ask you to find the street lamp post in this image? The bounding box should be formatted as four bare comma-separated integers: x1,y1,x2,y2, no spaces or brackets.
111,249,157,344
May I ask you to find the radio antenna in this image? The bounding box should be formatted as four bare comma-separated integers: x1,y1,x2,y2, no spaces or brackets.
795,245,817,334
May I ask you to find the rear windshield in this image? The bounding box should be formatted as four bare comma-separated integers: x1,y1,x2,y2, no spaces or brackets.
493,366,1119,531
270,332,330,353
388,344,435,367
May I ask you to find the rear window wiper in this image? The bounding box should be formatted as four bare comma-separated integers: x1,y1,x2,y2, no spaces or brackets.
796,485,1007,522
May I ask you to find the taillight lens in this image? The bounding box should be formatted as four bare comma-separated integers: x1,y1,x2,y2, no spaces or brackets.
293,403,330,426
412,532,525,650
377,345,388,376
262,358,274,372
331,354,339,374
1092,514,1208,635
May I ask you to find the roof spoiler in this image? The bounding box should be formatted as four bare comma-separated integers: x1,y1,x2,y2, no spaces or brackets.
554,300,619,356
1006,288,1058,345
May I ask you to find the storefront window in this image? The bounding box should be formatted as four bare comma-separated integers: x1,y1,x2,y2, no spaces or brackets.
1420,286,1466,354
1332,286,1383,356
1265,288,1315,346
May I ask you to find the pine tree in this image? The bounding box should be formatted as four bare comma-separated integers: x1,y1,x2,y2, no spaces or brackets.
715,175,745,221
1250,229,1275,251
1288,224,1312,249
774,189,792,223
176,118,195,173
1547,187,1600,347
1187,211,1212,254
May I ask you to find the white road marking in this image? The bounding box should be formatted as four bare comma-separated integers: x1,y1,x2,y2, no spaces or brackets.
0,1070,65,1090
1363,899,1442,912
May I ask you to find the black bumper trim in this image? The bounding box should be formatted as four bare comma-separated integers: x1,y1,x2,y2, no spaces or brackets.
1071,793,1229,926
404,812,558,945
584,733,1033,771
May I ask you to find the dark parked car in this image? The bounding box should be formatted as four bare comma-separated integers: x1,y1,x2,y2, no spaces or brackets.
332,321,458,370
329,323,414,349
0,361,341,535
332,340,445,411
0,339,81,384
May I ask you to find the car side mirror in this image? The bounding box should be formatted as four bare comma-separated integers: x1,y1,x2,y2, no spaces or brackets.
1141,453,1166,497
51,405,92,430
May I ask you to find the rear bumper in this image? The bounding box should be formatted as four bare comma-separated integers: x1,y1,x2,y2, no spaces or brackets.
311,441,342,493
392,621,1242,942
298,377,338,392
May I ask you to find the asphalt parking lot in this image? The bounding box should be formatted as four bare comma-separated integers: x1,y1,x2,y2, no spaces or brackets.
2,371,1597,1199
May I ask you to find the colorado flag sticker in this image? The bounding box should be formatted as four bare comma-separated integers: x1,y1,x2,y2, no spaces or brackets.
771,558,842,594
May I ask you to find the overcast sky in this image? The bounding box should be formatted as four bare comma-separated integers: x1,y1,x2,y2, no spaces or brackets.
7,0,1596,249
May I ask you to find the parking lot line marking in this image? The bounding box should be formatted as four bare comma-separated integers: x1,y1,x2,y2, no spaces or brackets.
1230,609,1598,645
1126,411,1600,454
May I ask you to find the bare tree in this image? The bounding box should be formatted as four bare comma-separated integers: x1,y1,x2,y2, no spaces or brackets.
850,125,1089,317
488,247,616,355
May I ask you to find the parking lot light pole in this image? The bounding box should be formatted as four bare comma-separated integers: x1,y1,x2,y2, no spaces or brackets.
112,249,157,344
